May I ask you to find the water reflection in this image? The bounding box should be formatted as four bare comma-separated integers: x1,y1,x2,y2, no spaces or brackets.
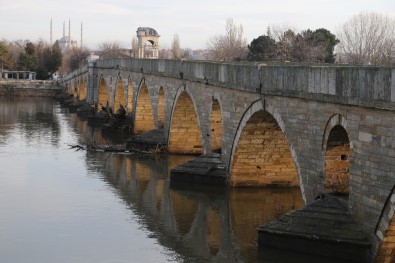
0,98,314,262
64,107,308,262
84,152,305,262
0,98,60,146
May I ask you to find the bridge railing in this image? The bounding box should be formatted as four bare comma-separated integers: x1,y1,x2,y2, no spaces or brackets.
64,58,395,108
61,66,88,83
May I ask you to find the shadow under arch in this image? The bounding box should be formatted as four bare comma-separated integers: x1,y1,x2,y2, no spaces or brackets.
133,80,154,134
79,78,87,101
167,86,203,155
114,76,126,112
374,184,395,262
98,77,108,111
72,81,78,98
209,95,223,153
228,99,301,190
322,114,351,195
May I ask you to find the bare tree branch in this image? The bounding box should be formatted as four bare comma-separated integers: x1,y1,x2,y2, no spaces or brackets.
336,12,395,65
207,18,247,61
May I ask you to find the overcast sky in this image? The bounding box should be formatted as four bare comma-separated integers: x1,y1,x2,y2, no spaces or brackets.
0,0,394,50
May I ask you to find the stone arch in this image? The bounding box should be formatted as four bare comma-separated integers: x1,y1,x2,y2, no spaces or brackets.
158,86,165,128
168,87,203,154
137,27,160,58
209,97,223,153
79,78,87,101
114,77,126,112
229,100,300,188
75,80,80,99
374,185,395,262
134,81,154,134
126,79,134,114
322,114,351,195
98,77,108,111
73,81,78,97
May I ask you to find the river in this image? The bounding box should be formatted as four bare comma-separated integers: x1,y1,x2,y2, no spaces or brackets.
0,97,341,262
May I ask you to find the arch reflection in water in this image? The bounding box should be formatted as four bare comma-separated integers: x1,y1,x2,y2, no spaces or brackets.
85,151,304,262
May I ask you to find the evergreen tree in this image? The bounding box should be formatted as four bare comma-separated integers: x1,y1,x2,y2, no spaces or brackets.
47,40,62,74
247,35,277,61
0,41,9,71
17,41,37,71
36,41,63,80
310,28,339,63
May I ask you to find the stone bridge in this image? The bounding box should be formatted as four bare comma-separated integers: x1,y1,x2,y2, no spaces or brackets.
61,57,395,261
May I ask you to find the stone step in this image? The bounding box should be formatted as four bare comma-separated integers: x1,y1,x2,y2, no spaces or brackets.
258,195,370,262
170,154,228,186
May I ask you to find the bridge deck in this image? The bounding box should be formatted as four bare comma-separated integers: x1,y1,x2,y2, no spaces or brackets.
258,195,371,262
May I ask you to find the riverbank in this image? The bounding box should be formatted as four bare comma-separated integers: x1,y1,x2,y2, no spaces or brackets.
0,80,62,97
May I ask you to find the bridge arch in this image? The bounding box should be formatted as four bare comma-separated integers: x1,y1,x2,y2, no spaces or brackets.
114,76,126,112
78,78,87,101
98,77,108,110
133,80,154,134
209,95,223,153
229,100,300,189
374,184,395,262
168,86,203,154
75,80,80,99
72,81,78,97
322,114,351,195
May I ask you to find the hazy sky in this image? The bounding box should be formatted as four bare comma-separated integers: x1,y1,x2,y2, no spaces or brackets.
0,0,394,50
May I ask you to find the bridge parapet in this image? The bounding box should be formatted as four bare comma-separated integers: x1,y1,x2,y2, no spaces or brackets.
61,65,88,82
63,59,395,110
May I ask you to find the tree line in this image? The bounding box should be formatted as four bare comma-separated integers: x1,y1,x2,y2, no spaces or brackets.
0,11,393,80
0,40,63,79
207,12,395,65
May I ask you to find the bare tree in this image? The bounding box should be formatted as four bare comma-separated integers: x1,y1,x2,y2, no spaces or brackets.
97,41,128,59
336,12,395,65
269,24,298,62
171,34,181,59
207,18,247,61
131,37,138,58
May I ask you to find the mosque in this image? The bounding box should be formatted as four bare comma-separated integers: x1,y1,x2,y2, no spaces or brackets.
50,18,82,52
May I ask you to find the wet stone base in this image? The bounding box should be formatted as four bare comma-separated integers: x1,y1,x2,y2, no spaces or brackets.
258,196,371,263
170,153,227,186
126,129,167,153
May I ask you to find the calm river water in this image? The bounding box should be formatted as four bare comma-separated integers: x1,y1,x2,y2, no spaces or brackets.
0,98,342,262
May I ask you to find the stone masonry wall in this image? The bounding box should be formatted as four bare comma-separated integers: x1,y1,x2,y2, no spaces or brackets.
168,92,203,154
134,84,155,134
230,110,299,187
